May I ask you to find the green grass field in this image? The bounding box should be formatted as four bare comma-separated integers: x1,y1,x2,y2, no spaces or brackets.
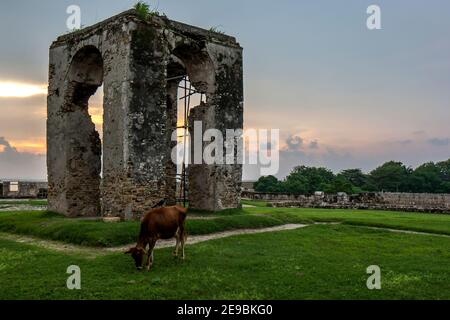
1,224,449,299
1,204,450,247
0,201,450,299
0,199,47,206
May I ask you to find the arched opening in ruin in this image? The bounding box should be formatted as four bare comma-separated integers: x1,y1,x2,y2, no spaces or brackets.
88,86,104,178
63,45,104,216
165,45,215,206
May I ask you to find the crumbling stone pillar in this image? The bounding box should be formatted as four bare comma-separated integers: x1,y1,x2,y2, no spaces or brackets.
186,45,244,211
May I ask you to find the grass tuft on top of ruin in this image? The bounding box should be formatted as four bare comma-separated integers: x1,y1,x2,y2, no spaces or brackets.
209,26,226,35
133,1,162,20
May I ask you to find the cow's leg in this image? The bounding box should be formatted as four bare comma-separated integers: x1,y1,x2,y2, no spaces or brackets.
180,228,186,260
173,228,180,257
146,239,157,271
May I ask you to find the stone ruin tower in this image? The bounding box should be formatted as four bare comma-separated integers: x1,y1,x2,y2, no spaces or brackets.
47,10,243,219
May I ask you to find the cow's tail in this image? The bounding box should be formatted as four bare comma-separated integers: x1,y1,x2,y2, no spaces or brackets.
177,205,188,217
176,206,188,240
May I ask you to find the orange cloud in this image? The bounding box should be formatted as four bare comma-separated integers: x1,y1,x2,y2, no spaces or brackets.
9,139,46,154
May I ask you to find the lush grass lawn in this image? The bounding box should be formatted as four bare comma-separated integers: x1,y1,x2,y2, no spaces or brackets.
0,211,297,247
1,224,449,300
251,206,450,236
241,199,269,207
0,199,47,206
1,205,450,247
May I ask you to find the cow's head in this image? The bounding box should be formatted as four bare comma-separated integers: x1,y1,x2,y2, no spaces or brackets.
125,247,147,270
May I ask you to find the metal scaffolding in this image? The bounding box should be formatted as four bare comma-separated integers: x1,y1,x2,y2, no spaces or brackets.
175,76,204,207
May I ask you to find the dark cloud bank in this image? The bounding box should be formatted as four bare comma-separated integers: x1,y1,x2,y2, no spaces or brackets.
0,137,46,180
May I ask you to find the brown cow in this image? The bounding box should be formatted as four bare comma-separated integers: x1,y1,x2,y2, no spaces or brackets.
125,206,188,270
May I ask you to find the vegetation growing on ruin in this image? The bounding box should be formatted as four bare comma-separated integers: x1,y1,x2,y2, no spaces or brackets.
1,224,450,299
133,1,161,20
209,26,225,35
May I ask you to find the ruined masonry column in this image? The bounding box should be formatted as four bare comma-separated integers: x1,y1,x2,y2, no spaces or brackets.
102,25,171,219
188,44,244,211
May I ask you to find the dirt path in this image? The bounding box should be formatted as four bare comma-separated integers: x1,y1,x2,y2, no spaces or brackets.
357,225,450,238
0,232,102,257
107,224,307,253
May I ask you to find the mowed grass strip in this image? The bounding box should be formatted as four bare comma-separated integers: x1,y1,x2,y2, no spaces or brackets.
241,199,270,207
0,199,47,206
248,206,450,236
1,204,450,247
1,224,450,300
0,211,296,247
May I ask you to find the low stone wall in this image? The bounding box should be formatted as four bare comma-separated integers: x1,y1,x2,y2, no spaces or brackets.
242,191,450,214
242,191,313,202
0,181,48,199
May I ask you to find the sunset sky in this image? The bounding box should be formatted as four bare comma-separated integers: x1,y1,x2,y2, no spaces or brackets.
0,0,449,180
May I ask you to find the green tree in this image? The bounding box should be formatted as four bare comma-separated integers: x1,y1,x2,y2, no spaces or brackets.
255,159,450,195
254,175,284,193
322,175,354,194
368,161,412,192
410,162,443,193
437,159,450,181
337,169,368,193
437,159,450,193
282,166,335,194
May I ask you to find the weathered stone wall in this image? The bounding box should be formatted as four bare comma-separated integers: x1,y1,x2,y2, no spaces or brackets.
0,181,48,199
48,12,135,217
242,191,311,202
47,10,243,218
242,191,450,214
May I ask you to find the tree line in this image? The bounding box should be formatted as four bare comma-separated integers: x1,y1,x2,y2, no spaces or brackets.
254,159,450,194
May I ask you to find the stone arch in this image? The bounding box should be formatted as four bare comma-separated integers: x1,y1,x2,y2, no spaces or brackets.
62,45,104,217
171,44,216,94
164,44,216,205
66,45,104,107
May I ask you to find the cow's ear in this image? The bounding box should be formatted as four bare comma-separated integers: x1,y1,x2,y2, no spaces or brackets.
125,248,134,254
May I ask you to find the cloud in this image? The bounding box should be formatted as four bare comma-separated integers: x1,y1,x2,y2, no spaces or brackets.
0,137,46,180
282,133,321,153
0,95,46,150
243,132,450,181
0,136,16,152
285,135,304,151
396,139,413,145
309,140,319,149
427,137,450,147
0,81,47,98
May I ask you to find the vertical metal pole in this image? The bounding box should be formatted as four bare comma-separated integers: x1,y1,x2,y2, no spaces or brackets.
185,80,192,208
182,77,188,207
